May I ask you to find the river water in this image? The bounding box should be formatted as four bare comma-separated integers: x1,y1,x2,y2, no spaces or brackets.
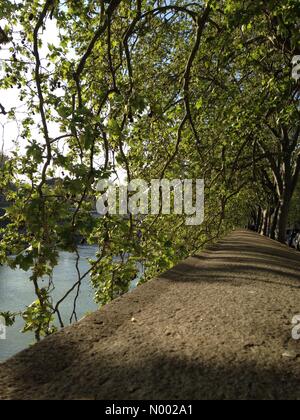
0,246,141,362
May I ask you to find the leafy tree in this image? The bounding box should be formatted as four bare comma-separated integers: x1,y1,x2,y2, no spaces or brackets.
0,0,299,338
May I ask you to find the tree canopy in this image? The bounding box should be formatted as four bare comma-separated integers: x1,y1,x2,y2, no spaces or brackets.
0,0,299,339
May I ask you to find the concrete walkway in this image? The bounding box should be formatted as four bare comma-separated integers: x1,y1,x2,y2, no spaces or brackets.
1,230,300,400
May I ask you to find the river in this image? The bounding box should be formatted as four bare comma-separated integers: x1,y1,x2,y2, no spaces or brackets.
0,246,142,362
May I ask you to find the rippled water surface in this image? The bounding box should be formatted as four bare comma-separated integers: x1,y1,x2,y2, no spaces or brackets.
0,246,99,362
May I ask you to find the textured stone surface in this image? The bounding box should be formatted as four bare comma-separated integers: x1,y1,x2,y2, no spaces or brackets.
1,230,300,400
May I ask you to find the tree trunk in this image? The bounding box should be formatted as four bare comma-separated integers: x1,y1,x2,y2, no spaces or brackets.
261,209,269,236
267,207,274,237
270,203,279,239
277,193,291,243
256,206,261,233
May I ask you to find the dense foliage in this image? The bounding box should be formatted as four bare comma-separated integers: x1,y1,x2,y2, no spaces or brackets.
0,0,299,339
